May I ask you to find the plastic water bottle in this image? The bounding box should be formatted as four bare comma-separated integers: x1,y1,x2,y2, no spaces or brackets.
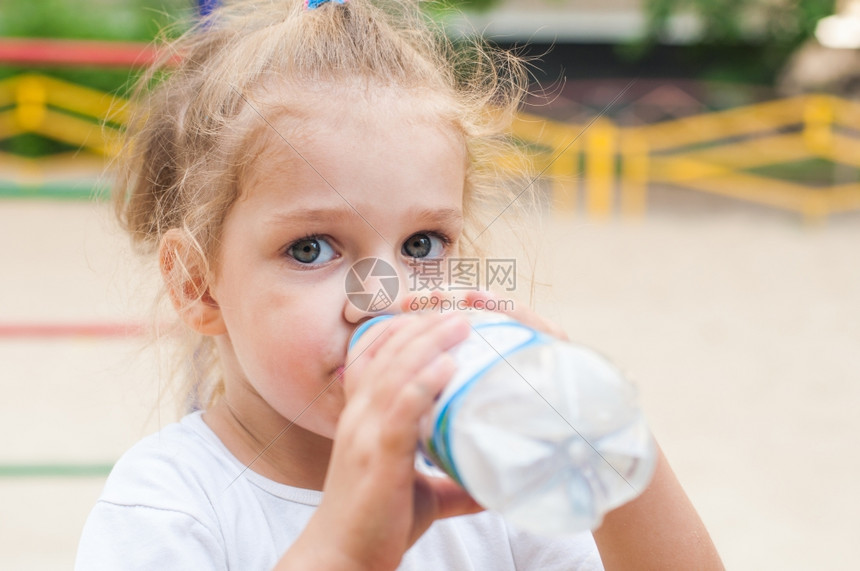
350,311,656,535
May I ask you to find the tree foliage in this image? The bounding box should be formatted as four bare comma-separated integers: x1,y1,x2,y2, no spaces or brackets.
642,0,836,47
0,0,190,42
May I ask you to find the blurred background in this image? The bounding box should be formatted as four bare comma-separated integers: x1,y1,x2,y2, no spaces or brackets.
1,0,858,569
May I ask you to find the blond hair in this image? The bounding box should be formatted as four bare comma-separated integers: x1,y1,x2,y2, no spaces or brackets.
115,0,532,412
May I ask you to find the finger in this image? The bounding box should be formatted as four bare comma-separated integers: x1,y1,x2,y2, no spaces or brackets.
345,313,468,404
380,351,457,450
512,309,569,340
463,289,495,310
369,313,468,382
407,474,484,549
401,291,467,316
344,314,421,398
349,311,446,364
432,481,484,520
464,290,569,340
418,474,484,521
349,313,417,360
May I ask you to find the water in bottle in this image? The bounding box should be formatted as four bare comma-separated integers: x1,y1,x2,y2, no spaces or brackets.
350,311,656,535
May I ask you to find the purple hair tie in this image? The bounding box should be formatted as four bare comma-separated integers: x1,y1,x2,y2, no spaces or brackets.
306,0,347,8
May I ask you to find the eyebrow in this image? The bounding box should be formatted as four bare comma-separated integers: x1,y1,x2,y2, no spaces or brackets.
264,206,463,228
412,207,464,228
264,207,356,226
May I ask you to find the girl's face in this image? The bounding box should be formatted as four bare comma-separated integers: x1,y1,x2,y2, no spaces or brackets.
206,91,466,452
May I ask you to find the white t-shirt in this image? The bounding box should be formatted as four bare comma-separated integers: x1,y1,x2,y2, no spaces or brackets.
76,412,603,570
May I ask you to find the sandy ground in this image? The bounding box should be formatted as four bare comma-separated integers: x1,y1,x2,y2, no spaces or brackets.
1,194,858,569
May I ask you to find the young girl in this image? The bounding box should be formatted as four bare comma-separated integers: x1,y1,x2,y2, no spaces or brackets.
77,0,722,569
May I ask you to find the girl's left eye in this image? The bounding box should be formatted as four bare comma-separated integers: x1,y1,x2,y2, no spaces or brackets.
402,232,447,259
287,236,337,265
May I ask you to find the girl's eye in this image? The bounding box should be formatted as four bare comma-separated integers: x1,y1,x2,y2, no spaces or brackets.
402,232,446,259
287,236,336,265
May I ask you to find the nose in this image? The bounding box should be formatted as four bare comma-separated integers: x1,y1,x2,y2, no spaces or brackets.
342,256,408,324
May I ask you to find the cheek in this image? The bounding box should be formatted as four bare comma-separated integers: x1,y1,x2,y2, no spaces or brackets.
249,285,346,381
251,322,346,435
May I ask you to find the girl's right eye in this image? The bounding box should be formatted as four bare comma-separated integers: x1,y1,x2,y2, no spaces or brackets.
286,236,336,265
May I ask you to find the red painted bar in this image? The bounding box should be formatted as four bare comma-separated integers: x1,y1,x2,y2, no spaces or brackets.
0,38,173,68
0,322,148,338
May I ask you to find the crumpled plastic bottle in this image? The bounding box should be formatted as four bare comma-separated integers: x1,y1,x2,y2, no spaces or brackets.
350,311,656,535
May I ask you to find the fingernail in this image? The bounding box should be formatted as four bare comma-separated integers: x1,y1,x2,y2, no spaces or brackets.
468,289,495,302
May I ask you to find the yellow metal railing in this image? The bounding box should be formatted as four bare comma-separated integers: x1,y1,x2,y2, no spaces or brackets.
0,73,123,195
3,72,860,222
0,73,124,154
512,94,860,223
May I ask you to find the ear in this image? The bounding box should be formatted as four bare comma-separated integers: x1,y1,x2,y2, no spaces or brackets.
159,228,227,336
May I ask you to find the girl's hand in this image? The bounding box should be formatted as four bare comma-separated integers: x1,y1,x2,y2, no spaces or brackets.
463,289,569,340
280,312,481,571
403,289,568,340
279,293,569,570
